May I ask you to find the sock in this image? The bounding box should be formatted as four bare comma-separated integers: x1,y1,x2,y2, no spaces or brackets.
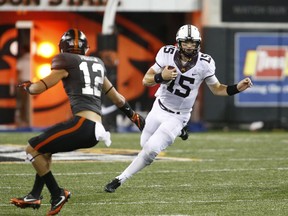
42,171,61,199
30,174,45,198
117,150,152,184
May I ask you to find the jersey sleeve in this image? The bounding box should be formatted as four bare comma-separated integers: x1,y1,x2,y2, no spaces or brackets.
151,45,175,73
51,53,72,70
205,74,219,85
201,54,218,85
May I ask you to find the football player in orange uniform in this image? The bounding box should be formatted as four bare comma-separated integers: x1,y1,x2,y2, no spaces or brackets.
10,29,145,215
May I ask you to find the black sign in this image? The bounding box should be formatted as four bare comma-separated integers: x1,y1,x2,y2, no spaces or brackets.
222,0,288,22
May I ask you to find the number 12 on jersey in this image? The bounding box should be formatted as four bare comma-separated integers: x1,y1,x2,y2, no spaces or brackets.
79,61,104,97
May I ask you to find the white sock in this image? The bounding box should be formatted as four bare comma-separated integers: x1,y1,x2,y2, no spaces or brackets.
116,150,151,184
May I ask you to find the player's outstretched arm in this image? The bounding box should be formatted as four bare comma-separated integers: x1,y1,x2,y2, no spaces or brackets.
17,69,68,95
208,77,253,96
103,78,145,131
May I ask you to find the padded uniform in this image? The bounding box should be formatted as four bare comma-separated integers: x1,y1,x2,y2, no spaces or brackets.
29,53,108,154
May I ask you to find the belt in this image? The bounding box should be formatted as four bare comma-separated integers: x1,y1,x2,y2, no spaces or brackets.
158,99,180,114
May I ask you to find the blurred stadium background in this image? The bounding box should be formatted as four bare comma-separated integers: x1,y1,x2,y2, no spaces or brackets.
0,0,288,133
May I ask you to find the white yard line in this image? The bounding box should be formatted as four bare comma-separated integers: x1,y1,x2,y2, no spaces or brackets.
2,198,288,207
1,166,288,177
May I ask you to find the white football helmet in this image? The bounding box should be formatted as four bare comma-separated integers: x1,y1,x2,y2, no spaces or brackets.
176,24,201,57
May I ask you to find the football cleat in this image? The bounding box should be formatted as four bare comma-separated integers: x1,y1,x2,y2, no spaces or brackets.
47,188,71,216
179,125,189,140
104,178,121,193
10,194,43,209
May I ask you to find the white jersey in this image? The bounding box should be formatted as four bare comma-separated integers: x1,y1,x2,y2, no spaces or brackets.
151,45,218,113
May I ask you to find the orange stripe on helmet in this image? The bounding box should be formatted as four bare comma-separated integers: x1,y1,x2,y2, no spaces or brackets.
73,28,79,49
34,117,85,151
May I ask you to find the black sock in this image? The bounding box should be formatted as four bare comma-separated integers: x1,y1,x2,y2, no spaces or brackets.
42,171,61,199
30,174,45,198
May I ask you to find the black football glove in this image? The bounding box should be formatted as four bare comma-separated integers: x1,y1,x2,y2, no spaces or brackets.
179,125,189,140
130,112,145,131
17,80,33,94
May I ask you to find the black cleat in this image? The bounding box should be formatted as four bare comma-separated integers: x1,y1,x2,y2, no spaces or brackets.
10,193,43,209
179,125,189,140
104,178,121,193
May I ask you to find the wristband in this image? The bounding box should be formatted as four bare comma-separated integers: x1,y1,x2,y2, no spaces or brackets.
226,84,240,96
154,73,164,83
119,102,134,118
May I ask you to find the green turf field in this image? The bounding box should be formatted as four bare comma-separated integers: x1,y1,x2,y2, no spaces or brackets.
0,131,287,216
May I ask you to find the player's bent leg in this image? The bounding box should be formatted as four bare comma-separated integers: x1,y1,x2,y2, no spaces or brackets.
25,145,50,177
104,149,158,193
139,149,157,165
105,123,176,194
43,153,52,170
11,148,46,210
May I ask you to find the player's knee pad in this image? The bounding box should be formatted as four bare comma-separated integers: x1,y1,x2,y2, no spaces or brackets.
139,150,157,165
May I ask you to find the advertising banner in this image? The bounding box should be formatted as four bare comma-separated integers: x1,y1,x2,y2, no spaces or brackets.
222,0,288,23
235,32,288,107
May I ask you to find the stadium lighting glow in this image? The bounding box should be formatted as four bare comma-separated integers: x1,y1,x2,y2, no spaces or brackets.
37,41,56,58
36,63,51,79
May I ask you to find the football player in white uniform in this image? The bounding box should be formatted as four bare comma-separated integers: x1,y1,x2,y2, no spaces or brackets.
105,24,253,192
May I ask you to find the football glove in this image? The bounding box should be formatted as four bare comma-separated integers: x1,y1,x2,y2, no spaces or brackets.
179,125,189,140
17,80,33,94
130,112,145,131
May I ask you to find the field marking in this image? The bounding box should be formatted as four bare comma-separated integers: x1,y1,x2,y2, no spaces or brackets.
229,158,288,161
2,198,288,208
1,145,288,164
1,166,288,177
0,145,197,163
